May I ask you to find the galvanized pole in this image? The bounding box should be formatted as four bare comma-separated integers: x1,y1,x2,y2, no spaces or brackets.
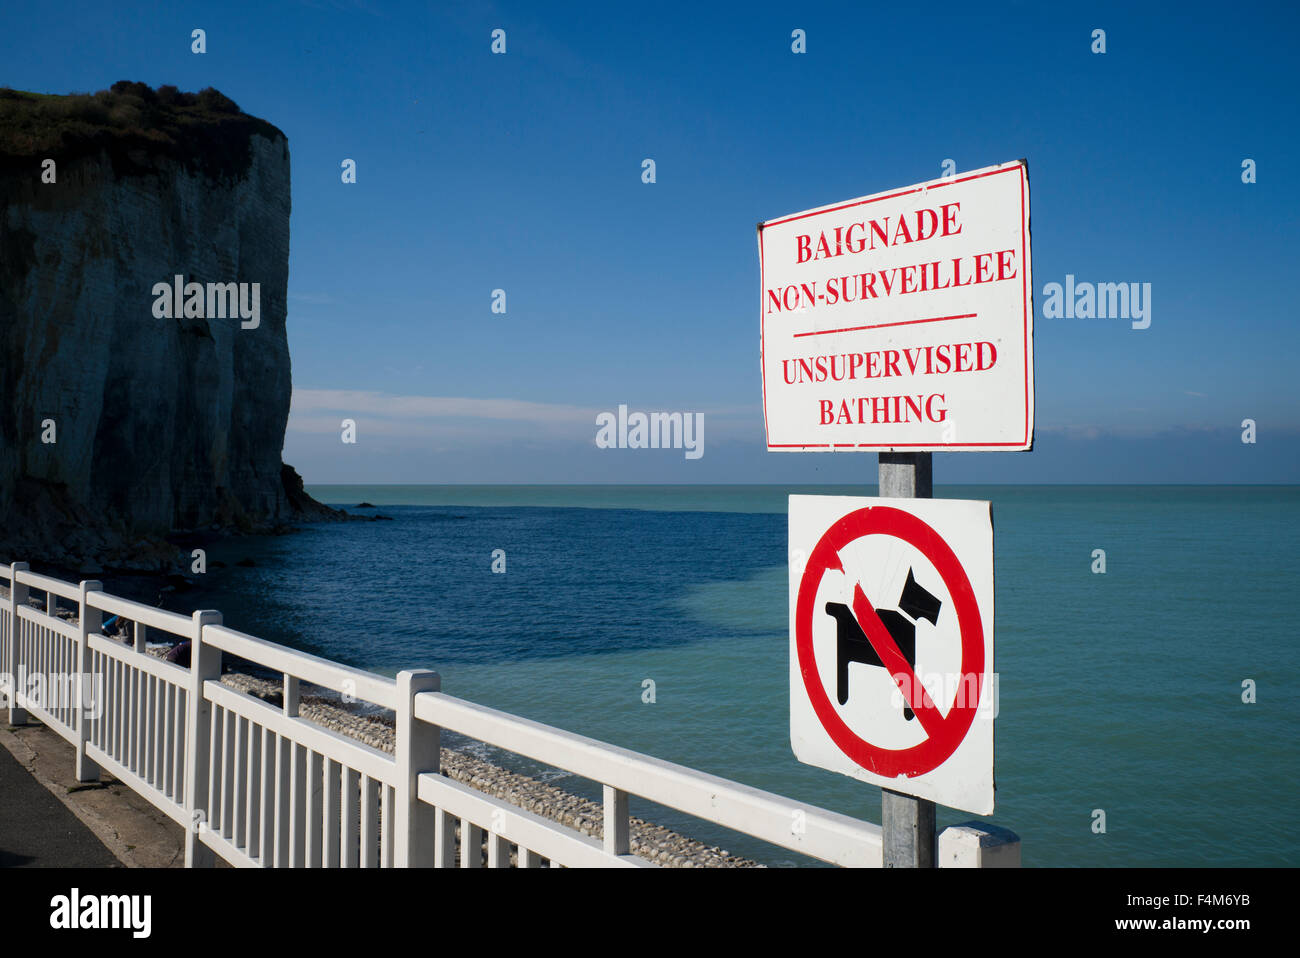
878,451,937,867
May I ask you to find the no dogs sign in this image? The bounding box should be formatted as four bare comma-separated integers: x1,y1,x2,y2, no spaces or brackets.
789,495,996,814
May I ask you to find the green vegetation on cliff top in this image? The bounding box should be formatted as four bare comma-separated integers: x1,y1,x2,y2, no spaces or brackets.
0,81,285,181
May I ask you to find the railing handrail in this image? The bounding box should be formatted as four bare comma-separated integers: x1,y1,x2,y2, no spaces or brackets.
14,567,82,602
15,602,80,641
413,689,883,867
417,772,655,868
88,632,190,685
202,623,398,710
85,590,196,638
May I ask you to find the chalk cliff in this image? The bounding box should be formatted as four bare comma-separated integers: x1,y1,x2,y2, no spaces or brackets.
0,83,339,572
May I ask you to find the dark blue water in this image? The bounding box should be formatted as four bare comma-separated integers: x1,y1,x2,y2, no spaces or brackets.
165,485,1300,867
191,503,785,667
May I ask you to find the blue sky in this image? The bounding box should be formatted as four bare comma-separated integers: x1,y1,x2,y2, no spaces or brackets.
5,0,1298,482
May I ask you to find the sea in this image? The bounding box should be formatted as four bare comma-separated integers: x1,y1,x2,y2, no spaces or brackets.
166,484,1299,867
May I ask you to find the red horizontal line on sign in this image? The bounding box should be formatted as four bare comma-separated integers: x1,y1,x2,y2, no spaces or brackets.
792,312,976,338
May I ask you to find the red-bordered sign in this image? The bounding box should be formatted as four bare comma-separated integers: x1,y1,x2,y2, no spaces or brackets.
795,505,984,778
758,160,1033,452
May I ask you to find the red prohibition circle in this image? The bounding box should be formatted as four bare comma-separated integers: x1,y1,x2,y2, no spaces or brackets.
796,506,984,778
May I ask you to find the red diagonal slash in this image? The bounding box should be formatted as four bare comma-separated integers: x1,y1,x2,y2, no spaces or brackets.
850,583,946,740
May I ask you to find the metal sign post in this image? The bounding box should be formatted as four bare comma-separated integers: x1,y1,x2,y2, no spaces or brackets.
879,451,935,867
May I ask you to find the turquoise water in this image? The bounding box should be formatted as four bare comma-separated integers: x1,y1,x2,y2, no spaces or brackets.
179,485,1299,866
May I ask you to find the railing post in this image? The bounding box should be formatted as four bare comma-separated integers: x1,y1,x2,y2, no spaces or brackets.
434,809,456,868
184,609,222,867
603,785,630,856
938,822,1021,867
282,674,305,867
394,669,440,867
284,674,299,717
75,580,103,782
0,565,11,714
7,562,29,725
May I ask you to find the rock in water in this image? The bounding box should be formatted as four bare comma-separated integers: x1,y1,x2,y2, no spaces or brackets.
0,83,342,567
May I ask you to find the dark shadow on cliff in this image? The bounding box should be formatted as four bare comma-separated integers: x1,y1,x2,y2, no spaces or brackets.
0,83,362,581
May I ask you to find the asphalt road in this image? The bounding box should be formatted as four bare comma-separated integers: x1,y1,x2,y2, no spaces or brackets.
0,739,120,867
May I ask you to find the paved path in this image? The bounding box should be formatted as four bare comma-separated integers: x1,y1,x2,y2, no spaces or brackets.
0,732,121,867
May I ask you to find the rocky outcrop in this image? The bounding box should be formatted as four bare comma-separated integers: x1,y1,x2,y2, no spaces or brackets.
0,84,341,571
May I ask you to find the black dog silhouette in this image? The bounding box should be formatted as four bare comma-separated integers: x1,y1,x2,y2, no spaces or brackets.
823,568,941,721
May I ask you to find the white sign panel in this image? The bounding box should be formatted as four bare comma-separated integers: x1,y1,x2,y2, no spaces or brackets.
789,495,995,814
759,160,1033,452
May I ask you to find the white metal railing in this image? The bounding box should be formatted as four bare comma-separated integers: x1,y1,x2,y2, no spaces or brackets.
194,624,400,868
0,561,1018,868
411,688,884,867
2,564,84,747
84,590,197,825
